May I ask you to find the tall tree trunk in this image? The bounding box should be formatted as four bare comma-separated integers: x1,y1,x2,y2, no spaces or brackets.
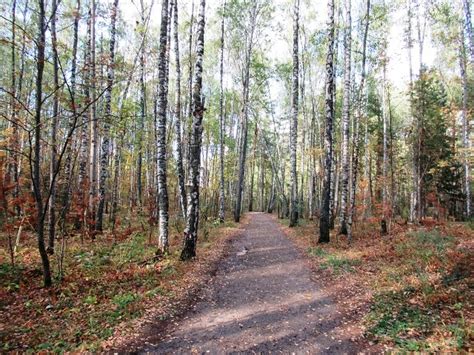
289,0,300,227
406,0,417,223
185,0,194,174
47,0,60,253
89,0,98,231
9,0,20,216
319,0,335,244
59,0,80,234
347,0,370,242
181,0,206,260
156,0,171,253
329,3,342,230
460,28,471,218
218,0,226,223
339,0,351,235
173,0,187,219
249,125,258,212
96,0,119,231
381,58,389,234
137,0,146,208
234,3,257,223
33,0,52,287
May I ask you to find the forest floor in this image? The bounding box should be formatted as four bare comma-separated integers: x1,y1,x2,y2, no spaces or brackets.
279,215,473,352
0,216,243,352
1,212,472,352
115,212,372,353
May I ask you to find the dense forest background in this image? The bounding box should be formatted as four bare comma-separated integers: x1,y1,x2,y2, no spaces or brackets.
0,0,472,351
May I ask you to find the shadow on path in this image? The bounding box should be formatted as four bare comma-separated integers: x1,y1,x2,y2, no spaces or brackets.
140,213,361,354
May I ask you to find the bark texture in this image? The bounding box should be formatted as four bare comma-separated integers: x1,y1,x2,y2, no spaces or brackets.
289,0,300,227
33,0,52,287
181,0,206,261
157,0,171,253
339,0,351,235
319,0,335,244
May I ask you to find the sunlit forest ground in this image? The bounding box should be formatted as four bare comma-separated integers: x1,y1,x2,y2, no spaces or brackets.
1,212,472,352
280,217,473,352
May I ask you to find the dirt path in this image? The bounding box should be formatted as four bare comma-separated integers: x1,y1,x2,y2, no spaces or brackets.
141,213,361,353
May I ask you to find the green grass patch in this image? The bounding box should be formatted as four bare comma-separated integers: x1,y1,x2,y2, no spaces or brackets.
307,246,328,257
399,230,455,259
320,255,361,273
366,288,438,351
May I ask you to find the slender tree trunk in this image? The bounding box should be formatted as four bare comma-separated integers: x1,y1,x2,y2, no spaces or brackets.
156,0,171,253
9,0,20,217
47,0,60,254
319,0,335,243
96,0,119,232
329,3,341,230
181,0,206,260
347,0,369,242
234,4,257,223
185,0,194,174
89,0,98,231
460,28,471,218
406,0,417,223
59,0,80,233
137,0,146,208
289,0,300,227
381,59,389,235
218,0,226,222
249,125,258,212
33,0,52,287
173,0,187,219
339,0,351,235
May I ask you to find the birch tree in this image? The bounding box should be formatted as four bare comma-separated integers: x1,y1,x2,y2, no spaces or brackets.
319,0,335,243
156,0,171,253
339,0,351,235
218,0,226,223
181,0,206,260
289,0,300,227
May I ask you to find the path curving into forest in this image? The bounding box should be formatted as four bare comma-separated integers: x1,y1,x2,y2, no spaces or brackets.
141,213,360,354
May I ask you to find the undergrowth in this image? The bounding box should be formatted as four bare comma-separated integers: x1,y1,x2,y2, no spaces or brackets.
280,217,473,352
0,217,239,352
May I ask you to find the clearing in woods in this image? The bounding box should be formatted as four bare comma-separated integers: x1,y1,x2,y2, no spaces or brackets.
138,212,361,353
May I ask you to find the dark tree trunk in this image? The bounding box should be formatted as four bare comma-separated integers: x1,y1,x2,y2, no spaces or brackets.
33,0,52,287
319,0,335,244
47,0,60,254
